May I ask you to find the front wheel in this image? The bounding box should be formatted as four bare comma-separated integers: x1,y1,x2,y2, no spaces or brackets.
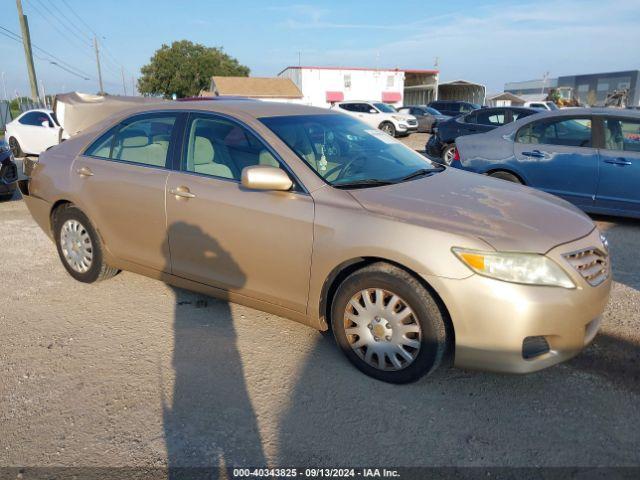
331,263,448,384
53,204,119,283
8,137,22,158
379,122,396,137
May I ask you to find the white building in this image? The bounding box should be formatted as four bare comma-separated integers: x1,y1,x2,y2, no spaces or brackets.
278,66,414,108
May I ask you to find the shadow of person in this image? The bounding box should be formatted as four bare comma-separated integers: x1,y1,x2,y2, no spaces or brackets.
162,222,266,478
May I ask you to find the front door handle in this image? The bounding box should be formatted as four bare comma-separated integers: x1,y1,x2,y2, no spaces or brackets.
169,186,196,199
604,158,632,166
76,166,94,177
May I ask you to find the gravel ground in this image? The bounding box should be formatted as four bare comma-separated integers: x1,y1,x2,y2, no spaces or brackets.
1,143,639,470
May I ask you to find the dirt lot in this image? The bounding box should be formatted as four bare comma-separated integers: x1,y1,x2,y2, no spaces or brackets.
1,139,639,470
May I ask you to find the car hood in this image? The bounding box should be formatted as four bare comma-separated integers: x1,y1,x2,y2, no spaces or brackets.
348,168,595,253
434,115,451,122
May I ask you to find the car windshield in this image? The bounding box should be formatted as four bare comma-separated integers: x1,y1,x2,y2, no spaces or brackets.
373,103,397,113
260,114,442,188
425,107,441,115
546,102,559,111
50,112,60,126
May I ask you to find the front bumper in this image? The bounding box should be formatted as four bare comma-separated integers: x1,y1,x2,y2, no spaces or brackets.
426,229,611,373
397,123,418,134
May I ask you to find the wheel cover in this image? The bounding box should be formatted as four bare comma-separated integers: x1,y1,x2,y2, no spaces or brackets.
60,219,93,273
344,288,422,371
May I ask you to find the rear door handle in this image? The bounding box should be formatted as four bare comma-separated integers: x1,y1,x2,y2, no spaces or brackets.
522,150,546,158
604,158,632,166
169,186,196,199
76,167,94,177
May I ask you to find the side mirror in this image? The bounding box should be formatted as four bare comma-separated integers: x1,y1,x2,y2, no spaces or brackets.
369,108,377,114
41,120,50,128
241,165,292,191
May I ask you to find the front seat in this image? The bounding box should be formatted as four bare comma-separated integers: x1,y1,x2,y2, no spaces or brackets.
278,125,317,169
191,136,233,179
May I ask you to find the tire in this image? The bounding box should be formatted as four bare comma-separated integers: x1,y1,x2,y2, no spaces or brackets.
379,122,396,137
8,137,22,158
331,262,448,384
489,171,522,184
52,204,119,283
441,144,456,165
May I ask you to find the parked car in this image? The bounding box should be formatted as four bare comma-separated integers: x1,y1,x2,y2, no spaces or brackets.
524,101,559,111
397,105,451,133
428,100,481,117
331,101,418,137
5,109,65,157
426,107,538,163
0,140,18,200
453,108,640,219
20,101,610,383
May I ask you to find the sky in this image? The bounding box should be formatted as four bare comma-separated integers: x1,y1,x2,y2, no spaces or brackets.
0,0,638,98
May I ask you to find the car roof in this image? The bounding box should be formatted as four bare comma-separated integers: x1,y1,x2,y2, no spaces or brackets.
519,107,640,118
20,108,53,115
95,99,338,120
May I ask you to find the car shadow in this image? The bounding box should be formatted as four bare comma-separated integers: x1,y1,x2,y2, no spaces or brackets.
162,222,266,478
591,214,640,291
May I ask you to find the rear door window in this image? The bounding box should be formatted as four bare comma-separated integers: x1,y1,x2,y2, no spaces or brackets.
84,113,178,168
475,109,507,126
19,111,50,126
516,117,592,147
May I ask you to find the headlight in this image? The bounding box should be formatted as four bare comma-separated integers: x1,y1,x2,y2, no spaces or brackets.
391,115,405,121
452,248,575,288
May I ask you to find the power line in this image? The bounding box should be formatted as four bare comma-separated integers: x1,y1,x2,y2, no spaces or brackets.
23,0,93,58
33,0,90,46
47,0,92,41
0,25,92,79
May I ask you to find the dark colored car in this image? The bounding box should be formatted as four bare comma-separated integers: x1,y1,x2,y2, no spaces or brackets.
453,108,640,219
426,107,538,163
428,101,480,117
397,105,451,133
0,140,18,200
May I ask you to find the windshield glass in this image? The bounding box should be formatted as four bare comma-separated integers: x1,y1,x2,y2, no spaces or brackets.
373,103,397,113
546,102,559,110
260,114,441,187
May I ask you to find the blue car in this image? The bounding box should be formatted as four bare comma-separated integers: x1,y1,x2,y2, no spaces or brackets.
453,108,640,219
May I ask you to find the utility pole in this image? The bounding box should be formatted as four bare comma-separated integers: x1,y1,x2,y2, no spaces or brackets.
16,0,39,101
93,35,104,94
1,72,7,101
121,66,127,96
131,76,135,96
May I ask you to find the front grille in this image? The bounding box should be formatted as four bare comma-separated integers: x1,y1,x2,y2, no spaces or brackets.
563,247,609,287
407,120,418,126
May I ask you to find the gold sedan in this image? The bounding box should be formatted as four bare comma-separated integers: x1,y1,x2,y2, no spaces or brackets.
20,101,611,383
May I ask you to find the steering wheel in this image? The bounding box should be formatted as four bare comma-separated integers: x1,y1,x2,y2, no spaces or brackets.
324,155,366,182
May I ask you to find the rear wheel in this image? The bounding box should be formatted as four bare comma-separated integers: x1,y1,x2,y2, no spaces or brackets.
8,137,22,158
53,205,119,283
441,144,456,165
331,263,448,384
489,171,522,184
379,122,396,137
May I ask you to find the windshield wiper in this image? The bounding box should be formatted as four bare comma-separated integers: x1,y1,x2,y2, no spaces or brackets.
333,179,395,189
395,167,444,183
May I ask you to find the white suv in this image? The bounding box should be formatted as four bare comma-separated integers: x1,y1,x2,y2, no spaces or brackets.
331,101,418,137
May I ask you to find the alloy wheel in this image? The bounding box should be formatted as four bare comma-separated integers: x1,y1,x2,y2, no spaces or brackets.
343,288,422,371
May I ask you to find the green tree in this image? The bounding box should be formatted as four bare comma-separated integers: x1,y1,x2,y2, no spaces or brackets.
137,40,250,98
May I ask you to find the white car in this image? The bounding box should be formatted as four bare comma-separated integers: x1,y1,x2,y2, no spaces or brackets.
331,101,418,137
5,109,64,157
524,101,559,111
